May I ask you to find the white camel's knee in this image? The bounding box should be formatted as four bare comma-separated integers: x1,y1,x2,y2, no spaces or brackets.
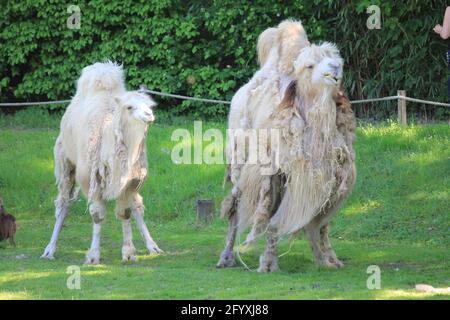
115,196,133,220
89,203,106,224
116,208,132,220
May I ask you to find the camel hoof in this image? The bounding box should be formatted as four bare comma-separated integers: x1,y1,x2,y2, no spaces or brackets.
257,256,279,273
122,255,137,263
40,252,55,260
84,257,100,265
217,250,236,268
41,245,56,260
320,256,344,269
85,249,100,265
147,245,163,254
257,262,279,273
122,245,137,262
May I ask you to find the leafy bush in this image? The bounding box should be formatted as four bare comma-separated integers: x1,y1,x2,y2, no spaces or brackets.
1,0,449,120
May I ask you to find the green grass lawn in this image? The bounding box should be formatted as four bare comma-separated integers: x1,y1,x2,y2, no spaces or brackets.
0,110,449,299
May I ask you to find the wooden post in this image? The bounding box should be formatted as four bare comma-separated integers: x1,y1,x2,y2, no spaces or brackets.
398,90,407,126
196,199,214,223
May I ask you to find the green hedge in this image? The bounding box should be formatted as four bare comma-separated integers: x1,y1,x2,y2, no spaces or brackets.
1,0,449,120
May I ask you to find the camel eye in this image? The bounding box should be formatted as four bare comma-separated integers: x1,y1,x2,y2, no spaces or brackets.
126,105,133,110
306,64,314,69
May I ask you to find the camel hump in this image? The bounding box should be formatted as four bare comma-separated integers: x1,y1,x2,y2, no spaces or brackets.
75,61,126,97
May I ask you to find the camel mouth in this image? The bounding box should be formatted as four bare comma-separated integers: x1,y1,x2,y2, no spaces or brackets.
139,113,155,124
142,117,154,124
323,73,340,85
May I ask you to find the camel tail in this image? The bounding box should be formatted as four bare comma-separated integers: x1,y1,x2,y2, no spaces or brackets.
222,164,231,189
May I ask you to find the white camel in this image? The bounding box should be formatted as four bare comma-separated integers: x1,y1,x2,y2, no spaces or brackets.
41,62,162,264
218,20,310,267
218,43,356,272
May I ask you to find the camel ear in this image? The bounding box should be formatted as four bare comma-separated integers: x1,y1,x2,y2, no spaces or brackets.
278,81,297,110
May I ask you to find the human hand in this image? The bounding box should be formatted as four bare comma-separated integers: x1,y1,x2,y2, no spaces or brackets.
434,24,443,34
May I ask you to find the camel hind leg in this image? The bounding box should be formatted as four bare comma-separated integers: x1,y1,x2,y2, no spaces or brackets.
253,174,284,273
216,133,245,268
41,138,75,260
217,192,238,268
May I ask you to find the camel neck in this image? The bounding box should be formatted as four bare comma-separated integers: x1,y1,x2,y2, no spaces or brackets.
122,123,147,165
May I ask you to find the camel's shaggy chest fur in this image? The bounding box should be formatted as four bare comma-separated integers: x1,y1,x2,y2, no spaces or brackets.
237,90,356,240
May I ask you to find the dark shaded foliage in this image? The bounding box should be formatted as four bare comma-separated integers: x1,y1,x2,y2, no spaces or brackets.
1,0,449,120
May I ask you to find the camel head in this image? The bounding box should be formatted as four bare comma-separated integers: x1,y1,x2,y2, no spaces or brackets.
293,42,343,96
114,92,156,125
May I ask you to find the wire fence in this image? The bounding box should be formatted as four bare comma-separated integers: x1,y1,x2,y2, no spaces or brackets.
1,87,450,126
1,89,449,107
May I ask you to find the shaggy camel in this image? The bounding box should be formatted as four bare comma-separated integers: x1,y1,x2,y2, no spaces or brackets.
217,20,310,268
222,19,310,227
218,20,310,268
41,62,162,263
218,43,356,272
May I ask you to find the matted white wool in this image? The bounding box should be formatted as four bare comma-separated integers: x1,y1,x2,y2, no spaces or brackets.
269,93,342,235
236,87,352,241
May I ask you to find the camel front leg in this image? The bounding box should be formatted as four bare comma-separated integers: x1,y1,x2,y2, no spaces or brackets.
115,196,137,262
257,226,279,273
132,194,162,254
304,219,343,269
305,163,356,268
304,195,347,268
304,222,326,267
121,214,136,262
319,223,343,268
85,201,106,264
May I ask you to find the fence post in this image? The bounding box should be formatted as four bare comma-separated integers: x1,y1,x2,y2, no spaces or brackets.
398,90,407,126
196,199,215,223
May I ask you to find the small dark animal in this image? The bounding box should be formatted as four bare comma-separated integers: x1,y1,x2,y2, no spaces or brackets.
0,197,16,246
